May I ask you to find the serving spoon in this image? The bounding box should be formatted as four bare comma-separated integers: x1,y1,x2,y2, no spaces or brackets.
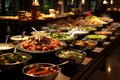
43,61,69,70
13,46,17,53
50,61,69,68
31,27,38,32
5,35,10,43
33,61,69,73
21,31,26,38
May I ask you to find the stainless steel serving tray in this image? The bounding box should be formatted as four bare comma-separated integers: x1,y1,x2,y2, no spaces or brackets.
16,41,67,54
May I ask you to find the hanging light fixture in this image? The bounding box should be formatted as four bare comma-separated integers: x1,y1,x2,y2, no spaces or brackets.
110,0,113,4
32,0,39,6
103,0,108,4
71,0,74,5
82,0,85,5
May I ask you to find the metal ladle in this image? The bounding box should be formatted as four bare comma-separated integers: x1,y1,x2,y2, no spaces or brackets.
31,27,41,41
5,35,10,43
31,27,38,32
13,46,17,53
46,61,69,70
21,31,26,38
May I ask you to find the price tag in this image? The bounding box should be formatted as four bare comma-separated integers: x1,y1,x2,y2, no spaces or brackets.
114,33,120,36
109,36,116,40
92,47,104,53
103,41,110,45
82,57,92,65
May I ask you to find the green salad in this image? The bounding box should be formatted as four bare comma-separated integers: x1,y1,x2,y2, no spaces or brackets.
46,33,74,41
87,35,107,40
57,50,85,59
0,53,31,64
80,26,97,31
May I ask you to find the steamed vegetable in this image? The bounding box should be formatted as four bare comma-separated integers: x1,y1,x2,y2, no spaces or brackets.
58,50,84,59
0,53,30,64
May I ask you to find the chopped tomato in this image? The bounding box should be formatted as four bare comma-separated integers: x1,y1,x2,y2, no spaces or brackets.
22,42,30,49
43,47,49,51
28,46,35,50
35,45,43,50
47,45,54,50
51,39,60,46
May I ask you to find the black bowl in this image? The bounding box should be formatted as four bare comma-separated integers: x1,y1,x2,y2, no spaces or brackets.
0,52,32,72
0,43,15,51
72,40,97,51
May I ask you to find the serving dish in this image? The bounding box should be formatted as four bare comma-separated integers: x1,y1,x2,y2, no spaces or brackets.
55,49,86,64
99,17,113,23
22,63,59,80
31,31,46,36
10,35,30,44
77,26,97,31
46,32,77,42
68,27,89,36
72,40,97,50
86,34,107,40
86,34,108,44
10,35,30,41
16,36,67,54
0,43,14,50
94,31,112,35
16,41,66,54
0,52,32,72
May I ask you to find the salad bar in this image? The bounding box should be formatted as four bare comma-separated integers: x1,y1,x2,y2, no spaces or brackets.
0,15,120,80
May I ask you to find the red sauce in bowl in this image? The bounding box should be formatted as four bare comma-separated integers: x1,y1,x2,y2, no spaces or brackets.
26,65,58,76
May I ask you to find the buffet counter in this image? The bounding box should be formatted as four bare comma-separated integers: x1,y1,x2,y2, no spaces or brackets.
0,13,86,43
0,22,120,80
0,12,77,21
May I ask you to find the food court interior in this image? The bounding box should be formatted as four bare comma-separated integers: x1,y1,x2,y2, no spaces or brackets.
0,0,120,80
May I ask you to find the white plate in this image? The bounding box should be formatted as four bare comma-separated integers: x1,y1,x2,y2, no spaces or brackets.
10,35,30,41
0,43,14,50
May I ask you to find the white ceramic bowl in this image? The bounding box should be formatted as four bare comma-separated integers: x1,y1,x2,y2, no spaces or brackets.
31,31,46,36
10,35,30,44
0,43,14,50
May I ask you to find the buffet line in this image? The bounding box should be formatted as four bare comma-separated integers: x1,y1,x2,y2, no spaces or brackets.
0,14,120,80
